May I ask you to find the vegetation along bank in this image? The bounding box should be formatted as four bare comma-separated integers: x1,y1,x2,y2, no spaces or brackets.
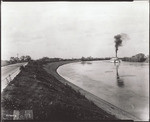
2,59,117,120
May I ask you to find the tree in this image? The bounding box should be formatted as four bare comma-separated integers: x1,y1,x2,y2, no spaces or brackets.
15,57,20,62
20,56,25,62
134,53,146,62
25,55,31,61
81,57,85,61
10,57,16,63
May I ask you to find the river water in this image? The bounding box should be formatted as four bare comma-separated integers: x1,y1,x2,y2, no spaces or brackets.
57,60,149,120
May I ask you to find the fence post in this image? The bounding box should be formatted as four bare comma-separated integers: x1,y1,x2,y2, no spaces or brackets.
6,77,9,85
9,74,12,82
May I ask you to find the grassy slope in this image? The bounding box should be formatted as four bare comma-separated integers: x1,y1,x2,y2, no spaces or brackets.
2,60,117,120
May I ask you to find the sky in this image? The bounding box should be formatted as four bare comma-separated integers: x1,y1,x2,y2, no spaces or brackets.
2,1,149,60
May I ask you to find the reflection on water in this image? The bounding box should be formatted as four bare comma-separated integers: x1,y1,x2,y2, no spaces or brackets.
57,61,149,120
81,61,92,65
114,63,124,88
81,61,86,65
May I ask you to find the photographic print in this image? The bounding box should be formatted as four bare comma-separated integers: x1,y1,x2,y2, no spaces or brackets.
1,1,149,121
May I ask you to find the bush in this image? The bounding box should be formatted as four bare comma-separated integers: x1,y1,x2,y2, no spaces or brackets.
20,65,25,70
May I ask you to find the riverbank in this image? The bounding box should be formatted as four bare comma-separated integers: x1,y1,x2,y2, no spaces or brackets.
1,60,117,120
44,61,141,121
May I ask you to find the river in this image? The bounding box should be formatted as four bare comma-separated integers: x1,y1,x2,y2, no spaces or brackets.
57,60,149,120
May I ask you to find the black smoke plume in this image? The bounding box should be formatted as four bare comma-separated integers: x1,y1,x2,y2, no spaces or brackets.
114,33,128,58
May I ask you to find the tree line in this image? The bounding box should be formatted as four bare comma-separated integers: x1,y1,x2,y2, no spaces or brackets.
9,55,32,64
121,53,148,62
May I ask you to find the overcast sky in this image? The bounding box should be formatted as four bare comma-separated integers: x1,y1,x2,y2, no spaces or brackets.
2,1,149,60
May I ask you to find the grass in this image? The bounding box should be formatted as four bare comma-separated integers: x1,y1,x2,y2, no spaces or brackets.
2,60,117,120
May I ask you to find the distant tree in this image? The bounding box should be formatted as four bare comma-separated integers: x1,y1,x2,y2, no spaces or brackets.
145,55,149,63
10,57,16,63
9,55,32,64
42,57,50,61
20,56,25,62
87,56,93,61
25,55,31,61
10,57,20,63
134,53,146,62
122,53,146,62
15,57,20,62
81,57,85,61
